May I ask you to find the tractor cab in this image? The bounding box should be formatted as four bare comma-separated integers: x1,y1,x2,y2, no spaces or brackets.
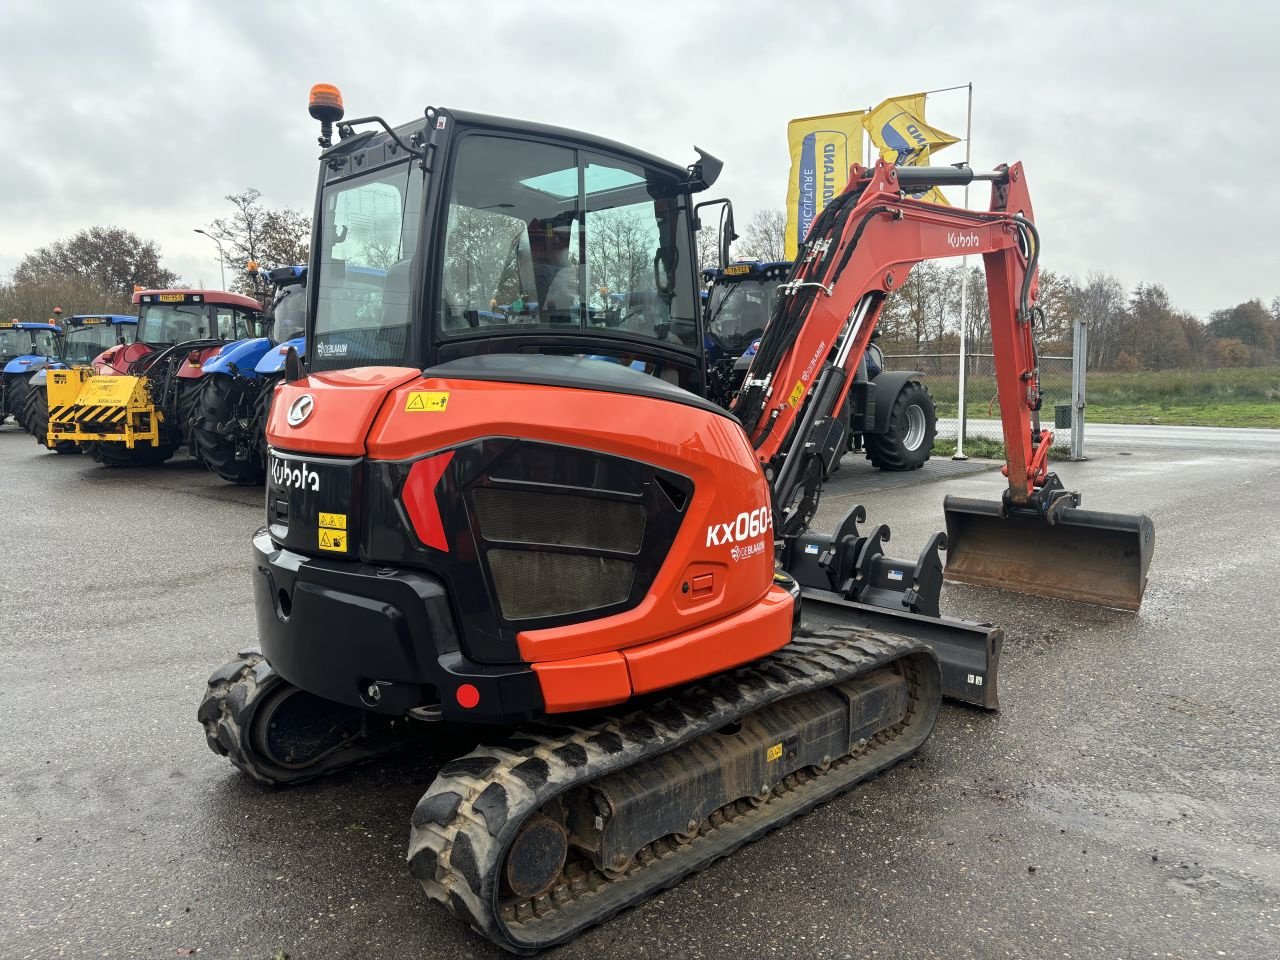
133,290,263,347
1,319,65,426
1,319,64,369
62,315,138,366
701,260,790,361
265,266,307,346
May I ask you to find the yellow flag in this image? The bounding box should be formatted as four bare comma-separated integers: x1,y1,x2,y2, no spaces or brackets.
863,94,960,206
783,111,866,260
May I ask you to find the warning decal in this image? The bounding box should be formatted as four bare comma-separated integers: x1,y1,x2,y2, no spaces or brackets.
405,391,450,412
319,528,347,552
319,511,348,552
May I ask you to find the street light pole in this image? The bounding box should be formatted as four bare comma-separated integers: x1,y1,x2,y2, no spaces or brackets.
193,229,226,290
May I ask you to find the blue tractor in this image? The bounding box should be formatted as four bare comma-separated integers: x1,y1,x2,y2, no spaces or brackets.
703,260,937,471
1,318,65,432
190,266,306,484
23,314,139,453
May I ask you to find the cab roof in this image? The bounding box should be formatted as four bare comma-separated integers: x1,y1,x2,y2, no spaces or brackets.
702,260,794,281
322,107,695,186
0,320,61,331
132,289,263,310
69,314,139,325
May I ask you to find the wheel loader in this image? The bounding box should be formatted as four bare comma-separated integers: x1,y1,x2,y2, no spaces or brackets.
200,85,1155,953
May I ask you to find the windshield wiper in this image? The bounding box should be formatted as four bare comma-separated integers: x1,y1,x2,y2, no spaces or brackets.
706,282,741,328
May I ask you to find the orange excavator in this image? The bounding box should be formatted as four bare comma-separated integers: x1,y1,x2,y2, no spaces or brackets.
200,85,1153,953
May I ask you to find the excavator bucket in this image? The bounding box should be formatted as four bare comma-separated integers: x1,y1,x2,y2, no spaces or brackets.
942,495,1155,611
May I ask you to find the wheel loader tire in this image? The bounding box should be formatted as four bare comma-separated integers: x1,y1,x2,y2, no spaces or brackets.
190,375,265,485
85,439,176,467
23,386,79,454
865,381,936,472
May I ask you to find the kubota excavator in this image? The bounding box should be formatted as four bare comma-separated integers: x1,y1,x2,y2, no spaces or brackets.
199,85,1154,953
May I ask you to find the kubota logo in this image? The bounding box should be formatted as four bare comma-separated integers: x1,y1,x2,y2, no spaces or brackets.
270,457,319,492
286,394,314,427
706,506,773,547
947,232,980,249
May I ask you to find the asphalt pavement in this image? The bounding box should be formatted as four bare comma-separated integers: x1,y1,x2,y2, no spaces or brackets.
2,426,1277,959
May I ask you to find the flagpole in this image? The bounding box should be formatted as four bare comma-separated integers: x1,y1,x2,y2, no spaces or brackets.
920,83,972,96
953,81,974,461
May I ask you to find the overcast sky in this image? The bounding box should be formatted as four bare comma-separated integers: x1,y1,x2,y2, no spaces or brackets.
1,0,1273,316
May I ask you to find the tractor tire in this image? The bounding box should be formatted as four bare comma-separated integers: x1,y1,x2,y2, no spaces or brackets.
23,386,80,454
865,380,937,472
7,377,31,431
190,375,266,485
85,439,177,468
175,379,204,455
251,379,277,464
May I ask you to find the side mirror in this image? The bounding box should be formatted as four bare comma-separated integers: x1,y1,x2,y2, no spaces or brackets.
692,198,740,270
718,202,737,269
284,344,305,383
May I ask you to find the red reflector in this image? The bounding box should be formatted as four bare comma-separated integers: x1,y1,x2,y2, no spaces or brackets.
402,451,456,552
456,683,480,709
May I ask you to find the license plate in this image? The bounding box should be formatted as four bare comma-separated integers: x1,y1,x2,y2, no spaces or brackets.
724,264,751,276
158,293,186,302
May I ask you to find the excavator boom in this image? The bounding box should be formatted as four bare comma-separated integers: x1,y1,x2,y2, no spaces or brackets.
735,160,1154,610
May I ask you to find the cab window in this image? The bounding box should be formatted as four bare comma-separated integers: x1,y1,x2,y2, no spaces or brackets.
437,135,697,346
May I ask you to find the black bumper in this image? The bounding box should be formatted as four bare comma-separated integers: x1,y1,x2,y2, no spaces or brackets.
251,530,544,724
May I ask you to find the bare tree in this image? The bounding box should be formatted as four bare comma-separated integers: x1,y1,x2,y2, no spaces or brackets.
734,209,786,262
442,206,527,309
696,219,720,271
206,189,311,292
587,209,651,300
1068,272,1126,369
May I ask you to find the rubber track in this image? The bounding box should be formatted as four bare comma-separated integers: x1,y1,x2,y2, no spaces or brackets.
407,628,940,953
199,652,423,786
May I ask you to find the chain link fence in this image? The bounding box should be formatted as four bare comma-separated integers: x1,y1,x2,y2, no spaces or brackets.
884,352,1075,450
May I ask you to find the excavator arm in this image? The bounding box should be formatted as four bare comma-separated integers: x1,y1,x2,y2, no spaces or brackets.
735,159,1154,611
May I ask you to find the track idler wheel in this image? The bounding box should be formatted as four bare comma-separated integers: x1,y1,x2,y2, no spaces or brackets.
198,652,419,786
503,812,569,901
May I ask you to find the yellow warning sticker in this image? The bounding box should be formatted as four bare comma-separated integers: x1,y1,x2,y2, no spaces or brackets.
766,743,783,763
787,381,805,408
405,391,450,412
318,512,347,531
318,528,348,552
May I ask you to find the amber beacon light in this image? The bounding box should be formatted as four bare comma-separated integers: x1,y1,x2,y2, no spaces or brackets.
308,83,344,147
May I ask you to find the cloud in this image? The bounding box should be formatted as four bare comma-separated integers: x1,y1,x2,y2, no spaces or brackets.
1,0,1275,313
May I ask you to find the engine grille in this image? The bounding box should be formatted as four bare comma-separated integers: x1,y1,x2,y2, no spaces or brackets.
472,487,645,554
487,550,635,620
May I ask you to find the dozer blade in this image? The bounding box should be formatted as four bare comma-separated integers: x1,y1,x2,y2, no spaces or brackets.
798,586,1001,710
942,495,1155,611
